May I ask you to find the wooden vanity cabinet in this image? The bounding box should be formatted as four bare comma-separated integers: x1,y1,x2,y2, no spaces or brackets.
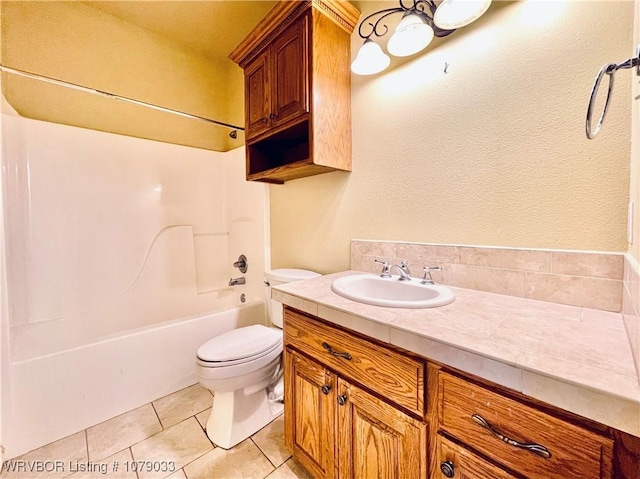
229,0,359,183
284,308,428,479
283,307,631,479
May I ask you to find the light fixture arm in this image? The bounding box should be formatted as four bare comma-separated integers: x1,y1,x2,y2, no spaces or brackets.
356,0,455,41
351,0,492,75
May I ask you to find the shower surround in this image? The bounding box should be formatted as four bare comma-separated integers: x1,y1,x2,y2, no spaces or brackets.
0,106,269,458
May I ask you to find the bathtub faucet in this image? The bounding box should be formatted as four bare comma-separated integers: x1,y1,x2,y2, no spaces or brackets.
229,277,246,286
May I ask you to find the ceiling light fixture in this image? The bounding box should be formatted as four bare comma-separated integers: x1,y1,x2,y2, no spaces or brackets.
351,0,492,75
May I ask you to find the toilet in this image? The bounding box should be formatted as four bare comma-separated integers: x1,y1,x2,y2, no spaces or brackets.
196,268,320,449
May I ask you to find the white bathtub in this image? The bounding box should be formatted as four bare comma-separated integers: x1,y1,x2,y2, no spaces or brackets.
5,301,266,458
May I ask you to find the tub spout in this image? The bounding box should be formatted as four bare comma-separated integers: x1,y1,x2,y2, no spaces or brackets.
229,277,246,286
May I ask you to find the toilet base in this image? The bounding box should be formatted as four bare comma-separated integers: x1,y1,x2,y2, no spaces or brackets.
205,383,284,449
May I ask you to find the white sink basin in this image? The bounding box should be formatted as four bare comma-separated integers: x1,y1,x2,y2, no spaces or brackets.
331,274,455,309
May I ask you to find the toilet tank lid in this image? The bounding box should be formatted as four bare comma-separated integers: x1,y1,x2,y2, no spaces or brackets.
197,325,282,362
265,268,321,283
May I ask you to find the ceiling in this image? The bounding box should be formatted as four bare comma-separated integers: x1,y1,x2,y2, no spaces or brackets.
85,1,280,62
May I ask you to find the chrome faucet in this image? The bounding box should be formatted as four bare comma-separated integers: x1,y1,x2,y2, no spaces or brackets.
374,259,411,281
229,277,246,286
390,261,412,281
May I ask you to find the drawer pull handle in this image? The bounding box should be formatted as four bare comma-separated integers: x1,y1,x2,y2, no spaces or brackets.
322,342,353,360
321,385,332,395
439,461,455,478
472,414,552,459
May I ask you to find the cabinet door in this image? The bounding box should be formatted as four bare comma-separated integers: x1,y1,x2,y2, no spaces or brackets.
270,13,309,127
244,51,271,140
284,348,337,479
337,379,427,479
435,436,519,479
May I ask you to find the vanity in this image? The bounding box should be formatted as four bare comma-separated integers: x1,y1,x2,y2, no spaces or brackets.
274,271,640,479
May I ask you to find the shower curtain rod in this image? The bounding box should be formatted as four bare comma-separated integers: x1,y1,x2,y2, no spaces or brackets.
0,64,244,134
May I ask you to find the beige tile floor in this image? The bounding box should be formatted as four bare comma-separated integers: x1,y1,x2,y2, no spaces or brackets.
1,384,312,479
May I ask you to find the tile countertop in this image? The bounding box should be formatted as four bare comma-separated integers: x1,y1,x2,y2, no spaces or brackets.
272,271,640,437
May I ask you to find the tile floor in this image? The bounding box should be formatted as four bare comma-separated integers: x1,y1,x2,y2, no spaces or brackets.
1,384,313,479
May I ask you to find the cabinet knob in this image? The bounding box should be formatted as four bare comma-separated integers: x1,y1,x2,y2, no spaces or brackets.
440,461,455,478
269,113,276,120
261,118,268,123
337,394,348,406
321,385,332,395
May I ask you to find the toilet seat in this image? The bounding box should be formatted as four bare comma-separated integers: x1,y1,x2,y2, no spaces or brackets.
197,324,282,369
197,341,282,368
197,341,282,380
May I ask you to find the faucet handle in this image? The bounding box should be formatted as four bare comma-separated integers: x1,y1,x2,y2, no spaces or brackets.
421,266,442,285
233,254,248,273
423,266,442,273
374,259,392,278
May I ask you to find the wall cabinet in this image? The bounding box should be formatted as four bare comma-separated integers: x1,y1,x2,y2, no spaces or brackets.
244,15,308,141
282,307,636,479
284,309,427,479
229,0,359,183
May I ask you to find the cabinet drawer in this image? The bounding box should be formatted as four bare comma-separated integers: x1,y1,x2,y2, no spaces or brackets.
438,372,613,479
284,309,425,415
435,435,519,479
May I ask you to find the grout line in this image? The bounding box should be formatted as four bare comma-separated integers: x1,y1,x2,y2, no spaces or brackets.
262,464,281,478
150,402,164,430
128,417,214,476
84,429,89,461
193,404,212,417
128,416,195,457
180,447,215,479
128,448,140,479
249,437,278,469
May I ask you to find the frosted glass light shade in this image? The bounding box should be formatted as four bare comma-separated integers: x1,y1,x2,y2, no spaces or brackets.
387,14,434,57
351,39,391,75
433,0,492,29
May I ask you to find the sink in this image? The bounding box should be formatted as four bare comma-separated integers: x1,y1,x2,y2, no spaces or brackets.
331,274,455,309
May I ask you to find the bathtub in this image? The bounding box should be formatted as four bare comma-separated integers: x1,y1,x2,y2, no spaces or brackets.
4,301,266,458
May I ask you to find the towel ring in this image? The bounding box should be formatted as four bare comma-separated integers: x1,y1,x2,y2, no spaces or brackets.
585,63,616,139
585,45,640,139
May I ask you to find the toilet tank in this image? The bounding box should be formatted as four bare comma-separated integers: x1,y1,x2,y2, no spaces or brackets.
265,269,321,328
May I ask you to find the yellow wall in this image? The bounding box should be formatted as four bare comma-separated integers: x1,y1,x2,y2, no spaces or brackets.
270,1,634,273
0,1,244,151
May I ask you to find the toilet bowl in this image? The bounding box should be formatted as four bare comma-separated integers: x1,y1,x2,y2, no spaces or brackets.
196,268,320,449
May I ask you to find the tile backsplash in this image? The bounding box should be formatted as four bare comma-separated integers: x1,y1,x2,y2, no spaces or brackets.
623,255,640,379
351,240,624,312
